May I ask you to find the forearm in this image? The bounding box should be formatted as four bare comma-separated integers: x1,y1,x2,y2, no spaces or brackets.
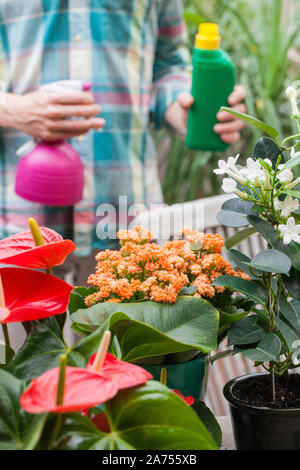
0,92,21,129
0,90,105,141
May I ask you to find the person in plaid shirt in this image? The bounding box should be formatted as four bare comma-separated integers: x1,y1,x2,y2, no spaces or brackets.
0,0,245,279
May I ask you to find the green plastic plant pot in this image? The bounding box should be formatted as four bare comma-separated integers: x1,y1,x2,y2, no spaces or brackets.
141,354,208,400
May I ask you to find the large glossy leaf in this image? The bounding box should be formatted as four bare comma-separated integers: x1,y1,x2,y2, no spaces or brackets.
0,369,47,450
6,317,86,381
220,107,279,138
245,249,291,274
212,275,267,305
73,297,219,362
57,381,218,450
252,137,282,167
240,334,281,362
217,198,253,228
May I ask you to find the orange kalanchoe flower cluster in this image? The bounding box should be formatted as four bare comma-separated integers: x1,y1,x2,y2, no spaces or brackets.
85,225,248,306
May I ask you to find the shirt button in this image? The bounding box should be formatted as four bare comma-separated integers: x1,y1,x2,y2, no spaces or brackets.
74,34,82,43
77,135,85,143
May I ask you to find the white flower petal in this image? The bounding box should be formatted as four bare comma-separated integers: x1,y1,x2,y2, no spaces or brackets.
286,86,297,99
222,178,237,193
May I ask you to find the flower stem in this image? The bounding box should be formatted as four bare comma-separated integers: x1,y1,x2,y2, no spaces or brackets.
56,354,67,406
271,367,276,404
47,354,67,450
47,414,62,450
2,324,10,362
0,275,10,361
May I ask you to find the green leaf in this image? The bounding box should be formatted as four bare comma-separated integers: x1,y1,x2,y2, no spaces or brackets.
217,198,253,228
289,241,300,271
228,249,258,277
227,315,266,346
73,297,219,362
241,333,282,362
212,275,267,305
68,287,97,315
245,249,292,274
220,107,279,138
247,215,290,256
191,400,222,448
179,286,198,295
276,317,299,351
225,227,257,250
278,296,300,332
283,267,300,300
282,189,300,200
219,310,248,329
281,153,300,169
253,137,282,167
184,12,205,26
0,369,47,450
6,317,86,381
57,381,218,450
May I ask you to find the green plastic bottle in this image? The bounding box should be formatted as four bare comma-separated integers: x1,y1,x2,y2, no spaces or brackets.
186,23,235,152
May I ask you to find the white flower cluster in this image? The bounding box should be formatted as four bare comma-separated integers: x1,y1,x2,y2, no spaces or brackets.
214,151,300,245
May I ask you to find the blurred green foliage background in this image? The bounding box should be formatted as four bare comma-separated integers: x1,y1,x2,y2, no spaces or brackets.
157,0,300,204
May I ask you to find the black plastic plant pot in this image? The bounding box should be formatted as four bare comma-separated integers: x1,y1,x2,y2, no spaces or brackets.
224,373,300,450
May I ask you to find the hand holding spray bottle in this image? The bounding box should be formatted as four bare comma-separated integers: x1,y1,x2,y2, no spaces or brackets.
15,80,92,206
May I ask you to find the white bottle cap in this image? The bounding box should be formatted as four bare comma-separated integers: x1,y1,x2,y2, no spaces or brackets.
16,140,37,158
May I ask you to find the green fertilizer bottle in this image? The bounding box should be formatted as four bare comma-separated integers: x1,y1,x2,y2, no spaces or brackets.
186,23,235,152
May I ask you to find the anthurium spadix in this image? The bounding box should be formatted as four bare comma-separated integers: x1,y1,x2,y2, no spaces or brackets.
0,268,73,323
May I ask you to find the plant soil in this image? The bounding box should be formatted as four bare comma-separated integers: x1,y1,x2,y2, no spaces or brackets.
232,373,300,409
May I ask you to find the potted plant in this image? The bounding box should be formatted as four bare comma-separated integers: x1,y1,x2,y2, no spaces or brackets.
0,219,221,450
210,86,300,450
70,225,251,401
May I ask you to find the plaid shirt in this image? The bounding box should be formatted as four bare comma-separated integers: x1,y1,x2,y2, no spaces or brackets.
0,0,190,254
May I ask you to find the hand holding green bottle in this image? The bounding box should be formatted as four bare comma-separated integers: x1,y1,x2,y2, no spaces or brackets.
186,23,243,151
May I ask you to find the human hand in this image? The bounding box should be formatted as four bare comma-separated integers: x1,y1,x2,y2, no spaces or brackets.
164,84,247,144
0,90,105,141
214,85,247,144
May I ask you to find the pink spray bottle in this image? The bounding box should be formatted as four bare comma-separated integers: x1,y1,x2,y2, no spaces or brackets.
15,80,91,206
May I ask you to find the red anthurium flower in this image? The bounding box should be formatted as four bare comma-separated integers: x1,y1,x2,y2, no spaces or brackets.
173,389,194,406
0,227,75,269
20,367,119,414
87,352,153,389
0,267,73,323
